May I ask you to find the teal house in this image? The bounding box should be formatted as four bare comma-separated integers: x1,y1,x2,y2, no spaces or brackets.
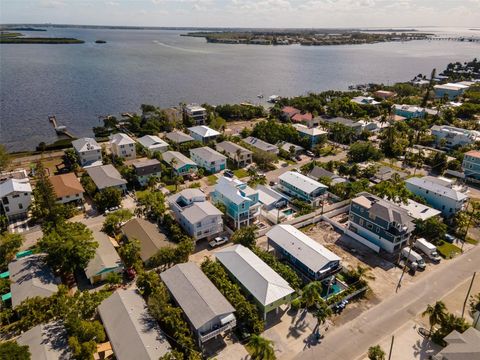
162,151,198,177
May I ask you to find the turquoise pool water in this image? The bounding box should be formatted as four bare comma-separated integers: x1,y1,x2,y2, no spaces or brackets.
282,208,295,215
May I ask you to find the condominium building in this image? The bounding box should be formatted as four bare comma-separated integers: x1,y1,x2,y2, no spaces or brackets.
278,171,327,207
431,125,480,149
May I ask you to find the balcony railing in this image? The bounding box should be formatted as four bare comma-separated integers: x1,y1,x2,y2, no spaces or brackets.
199,319,237,343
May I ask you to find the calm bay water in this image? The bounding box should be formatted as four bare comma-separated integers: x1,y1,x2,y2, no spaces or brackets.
0,27,479,151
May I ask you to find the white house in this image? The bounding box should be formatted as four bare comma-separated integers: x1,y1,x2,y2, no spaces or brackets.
434,82,471,100
405,176,468,217
0,178,32,221
463,150,480,181
72,138,102,167
184,104,208,125
168,188,223,241
85,165,127,192
189,147,227,174
431,125,480,148
351,96,380,106
49,173,84,205
278,171,327,207
216,141,253,167
188,126,220,144
137,135,169,153
110,133,136,160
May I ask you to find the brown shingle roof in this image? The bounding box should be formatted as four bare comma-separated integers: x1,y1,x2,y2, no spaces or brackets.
49,173,85,198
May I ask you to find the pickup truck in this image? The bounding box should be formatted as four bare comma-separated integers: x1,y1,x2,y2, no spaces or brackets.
209,236,229,248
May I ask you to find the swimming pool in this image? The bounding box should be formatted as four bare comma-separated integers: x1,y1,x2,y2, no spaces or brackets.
282,208,295,216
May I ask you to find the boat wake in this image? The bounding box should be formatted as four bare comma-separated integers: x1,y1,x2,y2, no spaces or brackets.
152,40,209,54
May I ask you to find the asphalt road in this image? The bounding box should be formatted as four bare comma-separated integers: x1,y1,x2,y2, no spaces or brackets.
295,244,480,360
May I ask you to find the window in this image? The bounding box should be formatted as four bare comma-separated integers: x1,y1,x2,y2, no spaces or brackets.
12,194,20,198
367,223,373,230
18,203,23,209
376,227,380,233
5,206,9,212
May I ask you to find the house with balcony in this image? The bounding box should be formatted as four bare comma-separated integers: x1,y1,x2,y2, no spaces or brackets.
243,136,279,154
0,178,32,221
351,96,380,106
168,189,223,241
85,164,127,193
72,137,102,167
293,124,327,147
216,141,253,167
405,176,468,217
278,171,327,207
190,146,227,174
137,135,169,153
267,224,341,280
184,104,208,125
131,159,161,186
463,150,480,181
188,125,220,144
394,104,426,119
431,125,480,149
165,130,195,145
50,173,84,205
348,192,415,253
162,151,198,177
211,176,260,229
434,82,471,100
215,244,295,319
110,133,136,160
322,117,364,134
277,141,304,157
161,262,236,346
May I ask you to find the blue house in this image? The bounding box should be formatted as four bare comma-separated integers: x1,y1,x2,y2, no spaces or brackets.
394,104,426,119
162,151,198,177
293,124,328,147
348,192,415,253
463,150,480,181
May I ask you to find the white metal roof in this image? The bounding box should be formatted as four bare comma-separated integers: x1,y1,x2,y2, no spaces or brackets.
293,124,328,136
181,201,223,224
110,133,135,146
266,225,340,273
188,125,220,138
214,177,255,205
190,146,227,162
397,198,442,221
162,151,196,169
279,171,327,194
406,176,468,202
0,178,32,197
137,135,169,150
72,137,101,152
215,245,294,306
84,230,123,279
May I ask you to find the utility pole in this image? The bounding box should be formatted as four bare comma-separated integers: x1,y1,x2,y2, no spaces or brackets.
462,272,476,319
388,335,395,360
396,238,415,293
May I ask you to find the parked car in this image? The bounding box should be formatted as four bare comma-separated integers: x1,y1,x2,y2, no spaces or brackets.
401,247,426,270
209,236,229,248
306,151,315,157
269,181,276,186
295,155,302,161
224,169,234,178
445,234,456,243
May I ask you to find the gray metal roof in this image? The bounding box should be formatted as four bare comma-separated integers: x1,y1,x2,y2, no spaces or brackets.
266,225,340,274
190,146,227,162
110,133,135,146
279,171,327,194
188,126,220,138
122,218,170,262
323,117,362,128
162,151,196,170
84,230,123,279
72,137,101,152
216,141,252,156
308,166,336,180
8,254,60,308
406,176,468,201
243,137,278,153
256,185,287,207
160,262,235,331
17,321,71,360
137,135,169,150
215,245,294,306
434,328,480,360
181,201,223,224
85,164,127,190
165,130,194,144
98,289,171,360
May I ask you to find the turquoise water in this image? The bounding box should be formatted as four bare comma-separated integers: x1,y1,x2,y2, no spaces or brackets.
282,208,295,215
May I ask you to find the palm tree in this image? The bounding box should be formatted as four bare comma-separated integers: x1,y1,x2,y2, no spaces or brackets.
301,281,323,308
367,345,386,360
248,334,276,360
314,300,332,337
422,301,447,336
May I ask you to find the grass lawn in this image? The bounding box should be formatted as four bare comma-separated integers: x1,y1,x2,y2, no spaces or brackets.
466,236,479,245
206,175,218,186
165,185,177,193
233,169,249,178
437,242,462,259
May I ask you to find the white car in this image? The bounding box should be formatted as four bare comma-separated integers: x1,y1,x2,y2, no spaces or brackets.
209,236,229,248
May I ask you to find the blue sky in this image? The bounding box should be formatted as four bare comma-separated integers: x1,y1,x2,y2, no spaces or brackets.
1,0,480,28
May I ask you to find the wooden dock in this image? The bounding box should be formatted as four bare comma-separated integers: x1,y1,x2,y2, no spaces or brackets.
48,115,75,138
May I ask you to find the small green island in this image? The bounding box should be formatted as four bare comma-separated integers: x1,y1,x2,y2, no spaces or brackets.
182,29,432,46
0,31,84,44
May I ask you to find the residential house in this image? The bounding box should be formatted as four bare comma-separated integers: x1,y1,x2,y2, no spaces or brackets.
49,173,84,205
431,125,480,148
0,168,29,182
168,189,223,241
121,218,170,262
293,124,327,147
433,327,480,360
162,151,198,177
161,262,236,345
216,141,253,167
188,125,220,144
374,90,396,99
351,96,380,106
277,141,304,157
243,136,279,154
394,105,426,119
165,130,195,144
434,82,470,100
98,289,171,360
405,176,468,217
291,112,313,125
280,106,300,121
184,104,208,125
278,171,327,207
131,159,161,186
71,137,102,167
322,117,363,134
137,135,169,153
0,178,32,221
256,185,288,211
8,254,60,308
462,150,480,181
215,244,295,319
85,164,127,192
371,166,408,184
190,146,227,173
110,133,136,160
84,230,123,284
211,176,260,229
396,198,441,221
307,166,348,185
267,225,341,280
348,192,415,253
17,321,71,360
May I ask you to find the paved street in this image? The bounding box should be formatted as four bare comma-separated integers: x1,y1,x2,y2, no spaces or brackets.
294,245,480,360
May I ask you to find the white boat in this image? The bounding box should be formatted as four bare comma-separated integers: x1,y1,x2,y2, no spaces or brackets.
268,95,280,103
257,94,264,98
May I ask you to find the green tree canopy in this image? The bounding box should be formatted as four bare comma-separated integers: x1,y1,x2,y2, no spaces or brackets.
0,144,11,172
102,209,133,236
367,345,386,360
347,141,383,163
247,334,276,360
93,187,122,212
0,341,31,360
0,232,23,270
231,226,257,249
